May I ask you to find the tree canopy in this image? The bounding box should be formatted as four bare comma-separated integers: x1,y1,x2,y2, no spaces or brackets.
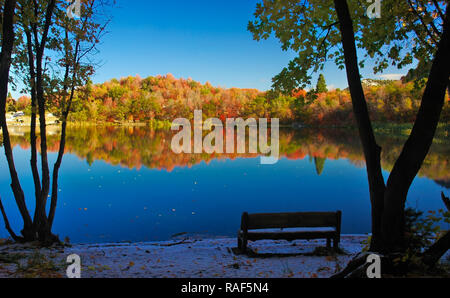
248,0,448,93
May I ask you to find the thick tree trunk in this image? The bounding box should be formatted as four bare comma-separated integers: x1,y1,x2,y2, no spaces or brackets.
0,0,35,241
333,0,386,251
381,5,450,252
334,0,450,254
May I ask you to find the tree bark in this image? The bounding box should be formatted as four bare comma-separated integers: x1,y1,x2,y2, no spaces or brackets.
48,119,68,228
0,195,23,242
422,231,450,267
382,5,450,251
24,28,42,230
48,76,76,230
31,0,56,242
0,0,35,240
442,192,450,211
333,0,386,251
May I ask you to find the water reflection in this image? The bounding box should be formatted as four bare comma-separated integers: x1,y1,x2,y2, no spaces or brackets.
0,125,448,243
3,125,448,184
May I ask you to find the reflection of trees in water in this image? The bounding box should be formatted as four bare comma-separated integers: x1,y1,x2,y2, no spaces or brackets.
3,126,449,185
314,157,326,175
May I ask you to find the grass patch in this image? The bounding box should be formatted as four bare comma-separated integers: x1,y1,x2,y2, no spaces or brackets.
0,252,27,264
14,251,64,278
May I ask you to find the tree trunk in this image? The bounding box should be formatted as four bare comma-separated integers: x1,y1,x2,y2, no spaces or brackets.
24,28,42,231
333,0,386,251
0,195,22,242
32,0,57,242
334,0,450,254
48,118,68,228
0,0,35,241
381,5,450,252
48,15,85,231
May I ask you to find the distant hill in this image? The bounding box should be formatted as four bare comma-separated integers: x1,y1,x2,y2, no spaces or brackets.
6,74,449,126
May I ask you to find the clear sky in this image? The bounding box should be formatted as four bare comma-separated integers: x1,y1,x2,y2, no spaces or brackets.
12,0,410,98
93,0,298,90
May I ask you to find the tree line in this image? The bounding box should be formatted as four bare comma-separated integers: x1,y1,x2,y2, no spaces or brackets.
7,73,448,126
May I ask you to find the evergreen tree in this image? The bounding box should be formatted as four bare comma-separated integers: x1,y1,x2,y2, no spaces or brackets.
6,92,15,112
314,157,326,175
315,74,328,93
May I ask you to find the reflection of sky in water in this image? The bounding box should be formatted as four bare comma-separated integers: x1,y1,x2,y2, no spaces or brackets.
0,135,448,244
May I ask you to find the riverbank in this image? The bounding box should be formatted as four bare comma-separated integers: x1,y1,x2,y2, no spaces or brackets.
0,235,369,278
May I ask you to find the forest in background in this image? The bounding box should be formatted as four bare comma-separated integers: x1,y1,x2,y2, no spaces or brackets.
6,73,450,126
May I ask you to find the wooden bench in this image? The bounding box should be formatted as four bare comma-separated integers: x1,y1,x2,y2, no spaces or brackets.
237,211,341,252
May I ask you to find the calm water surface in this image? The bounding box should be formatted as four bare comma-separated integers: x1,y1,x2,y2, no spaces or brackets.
0,126,448,243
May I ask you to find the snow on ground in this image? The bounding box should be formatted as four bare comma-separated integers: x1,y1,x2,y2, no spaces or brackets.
0,235,367,278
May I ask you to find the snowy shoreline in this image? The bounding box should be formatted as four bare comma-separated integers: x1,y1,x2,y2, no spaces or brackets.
0,235,371,278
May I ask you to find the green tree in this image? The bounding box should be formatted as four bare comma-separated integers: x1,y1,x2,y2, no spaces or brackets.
316,74,328,93
6,92,15,112
314,157,326,175
249,0,450,260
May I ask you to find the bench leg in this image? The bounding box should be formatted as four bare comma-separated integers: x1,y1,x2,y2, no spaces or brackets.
326,238,331,248
333,237,339,250
237,235,248,252
242,237,248,252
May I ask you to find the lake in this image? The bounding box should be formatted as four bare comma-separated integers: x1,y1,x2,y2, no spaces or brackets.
0,125,448,243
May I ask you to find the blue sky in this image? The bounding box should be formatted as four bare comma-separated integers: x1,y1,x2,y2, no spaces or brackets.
12,0,409,98
92,0,298,90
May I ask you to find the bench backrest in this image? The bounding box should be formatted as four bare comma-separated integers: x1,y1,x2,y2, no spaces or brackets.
241,211,341,231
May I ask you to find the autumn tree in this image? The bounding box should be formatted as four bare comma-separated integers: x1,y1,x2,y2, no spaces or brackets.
248,0,450,265
15,95,30,111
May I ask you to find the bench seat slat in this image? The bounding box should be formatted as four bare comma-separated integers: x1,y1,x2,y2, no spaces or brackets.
246,231,336,241
247,212,338,229
246,227,336,233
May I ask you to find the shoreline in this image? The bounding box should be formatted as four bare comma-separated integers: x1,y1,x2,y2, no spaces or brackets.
0,235,368,278
1,234,449,278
